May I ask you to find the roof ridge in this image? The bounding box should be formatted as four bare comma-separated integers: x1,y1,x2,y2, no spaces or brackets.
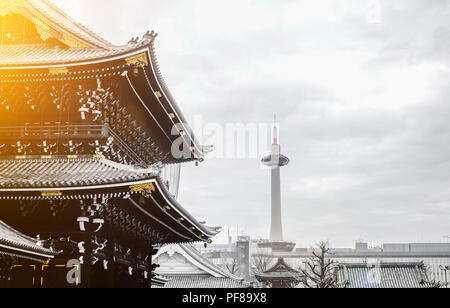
155,244,246,282
180,244,244,281
341,262,425,268
22,0,113,49
0,43,145,66
0,219,56,255
38,0,113,46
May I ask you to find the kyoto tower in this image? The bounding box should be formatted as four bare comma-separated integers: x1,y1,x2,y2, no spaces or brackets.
259,116,295,252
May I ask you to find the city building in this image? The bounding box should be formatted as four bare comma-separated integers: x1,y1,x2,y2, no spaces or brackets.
236,236,251,281
254,242,450,285
0,0,218,288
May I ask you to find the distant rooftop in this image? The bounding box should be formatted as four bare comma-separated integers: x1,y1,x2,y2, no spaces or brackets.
337,262,433,289
309,242,450,254
251,242,450,259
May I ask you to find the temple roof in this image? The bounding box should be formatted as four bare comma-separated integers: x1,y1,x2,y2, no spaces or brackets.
0,0,215,245
1,0,114,49
153,275,249,289
0,0,206,160
255,258,301,280
0,44,135,66
0,157,219,243
0,0,156,67
0,157,158,188
153,244,250,288
25,0,114,48
0,219,56,261
337,263,432,289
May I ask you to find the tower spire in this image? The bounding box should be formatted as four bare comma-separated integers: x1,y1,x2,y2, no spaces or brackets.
273,114,278,145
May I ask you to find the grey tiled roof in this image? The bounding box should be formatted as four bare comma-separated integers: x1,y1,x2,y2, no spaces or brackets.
153,244,248,288
337,263,431,288
0,44,134,66
0,158,156,188
0,220,56,258
26,0,114,49
154,275,249,289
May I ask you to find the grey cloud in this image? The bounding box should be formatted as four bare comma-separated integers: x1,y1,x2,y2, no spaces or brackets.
54,0,450,247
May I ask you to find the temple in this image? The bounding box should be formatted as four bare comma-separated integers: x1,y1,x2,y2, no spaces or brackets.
153,244,250,288
0,220,57,288
0,0,218,288
255,258,301,288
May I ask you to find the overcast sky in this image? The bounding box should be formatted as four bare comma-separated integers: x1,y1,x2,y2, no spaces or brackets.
53,0,450,247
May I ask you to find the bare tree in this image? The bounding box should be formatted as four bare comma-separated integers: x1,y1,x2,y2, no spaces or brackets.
252,251,274,274
299,241,340,288
221,254,239,275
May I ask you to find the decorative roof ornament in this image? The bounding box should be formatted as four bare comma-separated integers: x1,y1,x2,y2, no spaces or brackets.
0,0,23,17
127,37,140,47
142,30,158,44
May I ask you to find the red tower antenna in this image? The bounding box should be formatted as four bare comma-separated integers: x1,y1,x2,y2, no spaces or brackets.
273,114,278,145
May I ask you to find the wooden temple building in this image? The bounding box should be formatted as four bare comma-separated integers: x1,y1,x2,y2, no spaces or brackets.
255,258,301,288
0,0,219,288
153,244,250,288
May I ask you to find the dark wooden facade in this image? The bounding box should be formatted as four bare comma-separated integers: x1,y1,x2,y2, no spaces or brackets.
0,0,217,288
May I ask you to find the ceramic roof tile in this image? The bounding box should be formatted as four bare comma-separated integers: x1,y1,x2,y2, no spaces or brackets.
0,158,157,188
0,219,56,257
337,263,432,288
25,0,113,48
0,45,134,66
153,275,249,289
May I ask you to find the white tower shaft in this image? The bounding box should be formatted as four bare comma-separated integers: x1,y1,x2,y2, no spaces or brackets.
270,117,283,242
270,164,283,242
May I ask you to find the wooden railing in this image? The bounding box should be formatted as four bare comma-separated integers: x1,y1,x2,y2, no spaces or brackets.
0,125,108,140
0,124,147,166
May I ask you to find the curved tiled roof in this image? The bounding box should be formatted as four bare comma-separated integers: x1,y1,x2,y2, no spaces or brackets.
180,244,241,279
0,220,56,259
154,275,249,289
24,0,114,49
0,157,158,188
153,244,250,288
255,257,301,279
337,263,432,289
0,44,134,66
0,0,148,66
0,158,218,243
